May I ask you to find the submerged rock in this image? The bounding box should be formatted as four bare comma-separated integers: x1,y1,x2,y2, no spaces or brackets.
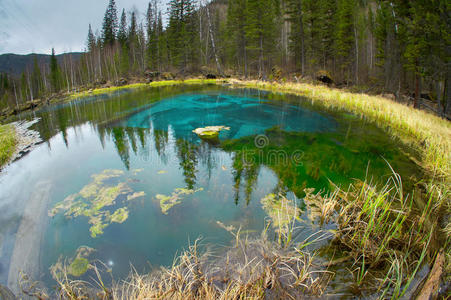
193,126,230,140
68,258,89,277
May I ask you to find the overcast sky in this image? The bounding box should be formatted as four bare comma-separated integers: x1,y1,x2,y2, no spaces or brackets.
0,0,169,55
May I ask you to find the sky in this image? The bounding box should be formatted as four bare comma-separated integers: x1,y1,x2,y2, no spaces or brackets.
0,0,169,55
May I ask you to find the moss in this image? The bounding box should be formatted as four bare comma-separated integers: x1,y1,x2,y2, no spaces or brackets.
68,257,89,277
0,124,17,168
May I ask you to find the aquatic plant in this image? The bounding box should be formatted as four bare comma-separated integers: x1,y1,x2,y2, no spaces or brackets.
157,187,203,214
49,169,145,238
0,124,17,168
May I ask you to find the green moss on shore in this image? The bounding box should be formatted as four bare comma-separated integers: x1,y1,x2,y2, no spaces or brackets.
0,124,17,168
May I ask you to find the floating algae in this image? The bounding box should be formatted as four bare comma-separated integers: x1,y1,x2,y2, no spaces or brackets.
49,169,145,238
127,191,146,201
261,193,300,234
157,187,204,214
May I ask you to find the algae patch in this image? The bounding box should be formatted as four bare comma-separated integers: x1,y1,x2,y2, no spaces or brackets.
49,169,145,238
157,187,204,214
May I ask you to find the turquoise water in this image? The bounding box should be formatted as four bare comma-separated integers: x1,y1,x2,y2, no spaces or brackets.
0,85,423,288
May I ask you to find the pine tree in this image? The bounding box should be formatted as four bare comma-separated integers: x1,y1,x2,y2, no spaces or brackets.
286,0,306,73
31,57,42,98
245,0,279,77
317,0,337,69
128,11,138,72
87,24,96,52
227,0,248,75
334,0,355,81
101,0,118,46
167,0,198,69
49,48,62,92
146,2,158,70
118,9,128,47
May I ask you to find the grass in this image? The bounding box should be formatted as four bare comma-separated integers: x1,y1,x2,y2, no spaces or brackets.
304,170,440,298
22,236,332,299
69,79,217,100
0,124,17,168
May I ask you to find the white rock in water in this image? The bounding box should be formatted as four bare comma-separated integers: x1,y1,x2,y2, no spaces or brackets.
192,126,230,138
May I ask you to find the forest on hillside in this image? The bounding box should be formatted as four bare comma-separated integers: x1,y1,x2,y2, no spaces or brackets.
0,0,450,114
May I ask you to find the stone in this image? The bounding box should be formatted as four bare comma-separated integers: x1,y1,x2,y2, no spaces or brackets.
192,126,230,139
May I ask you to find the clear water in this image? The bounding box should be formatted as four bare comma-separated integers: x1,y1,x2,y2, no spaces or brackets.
0,85,423,288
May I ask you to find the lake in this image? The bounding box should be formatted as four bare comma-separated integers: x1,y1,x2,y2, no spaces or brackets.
0,84,423,290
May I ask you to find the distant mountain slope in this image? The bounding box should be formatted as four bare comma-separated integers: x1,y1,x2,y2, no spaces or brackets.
0,52,83,77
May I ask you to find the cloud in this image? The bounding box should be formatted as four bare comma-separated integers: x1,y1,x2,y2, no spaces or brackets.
0,0,169,55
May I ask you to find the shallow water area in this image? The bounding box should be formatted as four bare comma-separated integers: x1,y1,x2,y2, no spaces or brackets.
0,84,423,292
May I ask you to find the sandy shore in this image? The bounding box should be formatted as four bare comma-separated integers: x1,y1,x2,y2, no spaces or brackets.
7,180,51,296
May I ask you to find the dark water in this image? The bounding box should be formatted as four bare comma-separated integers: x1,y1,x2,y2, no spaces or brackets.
0,84,422,287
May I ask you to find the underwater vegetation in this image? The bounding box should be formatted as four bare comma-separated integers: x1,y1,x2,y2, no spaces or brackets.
49,169,146,238
50,246,95,279
157,187,204,215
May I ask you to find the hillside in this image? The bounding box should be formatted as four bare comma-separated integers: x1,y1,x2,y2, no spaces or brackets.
0,52,83,77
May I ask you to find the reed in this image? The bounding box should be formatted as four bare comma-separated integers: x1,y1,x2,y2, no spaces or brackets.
304,170,439,298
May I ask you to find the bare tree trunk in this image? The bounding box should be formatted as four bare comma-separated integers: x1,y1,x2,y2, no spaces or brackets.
445,70,451,115
299,0,305,76
205,1,223,76
259,34,264,78
354,25,359,85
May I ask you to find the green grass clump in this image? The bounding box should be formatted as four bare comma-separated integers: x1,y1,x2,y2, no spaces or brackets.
0,124,17,168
